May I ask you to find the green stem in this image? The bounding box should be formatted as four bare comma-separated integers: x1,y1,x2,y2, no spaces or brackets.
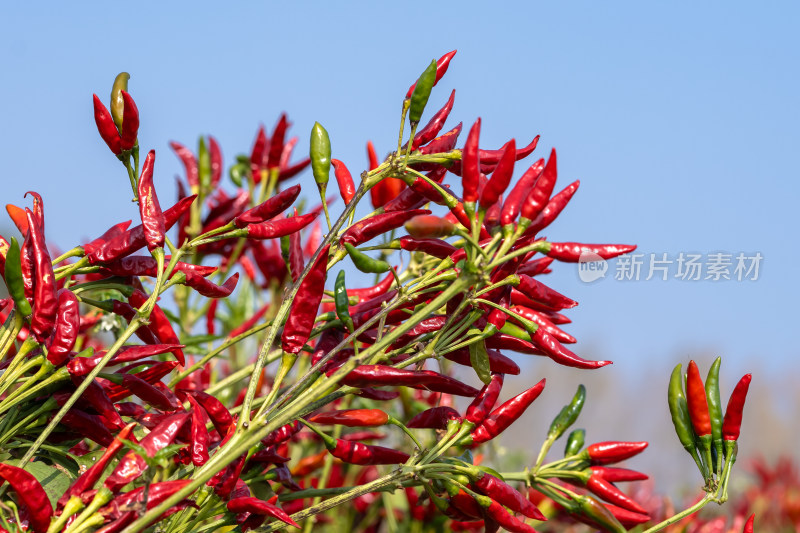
641,494,713,533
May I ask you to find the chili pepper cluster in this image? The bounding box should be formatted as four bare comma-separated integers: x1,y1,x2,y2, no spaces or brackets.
668,358,752,499
0,53,753,532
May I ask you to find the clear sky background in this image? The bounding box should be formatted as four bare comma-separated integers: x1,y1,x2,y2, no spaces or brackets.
2,2,798,490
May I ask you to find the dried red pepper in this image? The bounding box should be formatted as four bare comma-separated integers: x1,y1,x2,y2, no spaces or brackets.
282,244,330,354
26,209,57,341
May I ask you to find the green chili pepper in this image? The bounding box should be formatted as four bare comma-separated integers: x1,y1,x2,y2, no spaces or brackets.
705,356,724,472
499,321,532,342
409,59,437,124
229,161,247,187
310,122,331,187
110,72,130,129
668,363,707,478
564,428,585,456
468,334,491,385
548,384,586,441
198,137,211,191
334,271,355,333
344,243,390,274
3,237,32,317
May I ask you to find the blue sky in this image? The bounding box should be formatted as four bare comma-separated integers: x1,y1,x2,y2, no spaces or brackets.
2,3,798,462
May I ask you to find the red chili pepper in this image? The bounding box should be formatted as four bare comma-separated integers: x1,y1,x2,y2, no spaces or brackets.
479,139,516,210
105,412,190,492
98,255,216,279
524,180,580,236
182,271,239,298
208,135,223,188
722,373,752,441
546,242,637,263
261,421,303,448
93,94,123,155
170,140,199,189
529,327,610,369
83,220,132,257
309,408,389,427
122,373,181,411
743,514,755,533
443,348,521,375
60,408,114,446
65,376,126,430
469,379,546,445
510,305,575,344
119,90,139,151
0,463,53,533
465,373,504,426
517,275,578,310
101,480,192,524
128,289,184,365
346,272,395,303
267,114,289,169
105,361,180,403
58,423,135,510
405,49,456,98
227,496,300,529
406,406,461,429
461,119,482,206
331,159,357,205
86,195,196,264
341,365,479,397
341,209,430,247
686,360,712,437
590,466,649,483
26,209,57,341
516,256,554,277
234,185,301,228
250,125,268,174
481,498,538,533
418,122,463,158
583,441,649,465
405,215,455,239
245,211,317,239
45,288,80,366
601,503,651,528
478,136,539,165
282,244,329,354
474,472,545,521
136,150,166,252
184,394,210,466
67,344,183,376
330,438,410,465
585,474,648,514
188,390,234,436
287,226,304,281
411,89,456,150
397,236,457,259
520,148,558,222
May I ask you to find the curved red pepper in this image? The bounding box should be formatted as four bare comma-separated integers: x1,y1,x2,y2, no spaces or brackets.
227,496,300,529
411,89,456,151
546,242,637,263
0,463,53,533
341,209,430,247
26,209,57,341
521,148,557,222
465,373,504,426
470,379,546,445
183,272,239,298
282,244,329,354
585,474,648,514
474,472,545,521
331,159,356,205
170,140,199,188
722,373,752,441
119,90,139,151
479,139,516,210
234,185,301,228
524,179,580,236
245,211,317,239
93,94,122,155
46,289,80,366
405,49,456,98
406,406,461,429
137,150,165,251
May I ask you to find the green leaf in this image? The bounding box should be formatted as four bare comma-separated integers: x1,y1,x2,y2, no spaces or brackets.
5,460,70,508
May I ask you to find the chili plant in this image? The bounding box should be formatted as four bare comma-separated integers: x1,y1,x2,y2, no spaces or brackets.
0,53,753,533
